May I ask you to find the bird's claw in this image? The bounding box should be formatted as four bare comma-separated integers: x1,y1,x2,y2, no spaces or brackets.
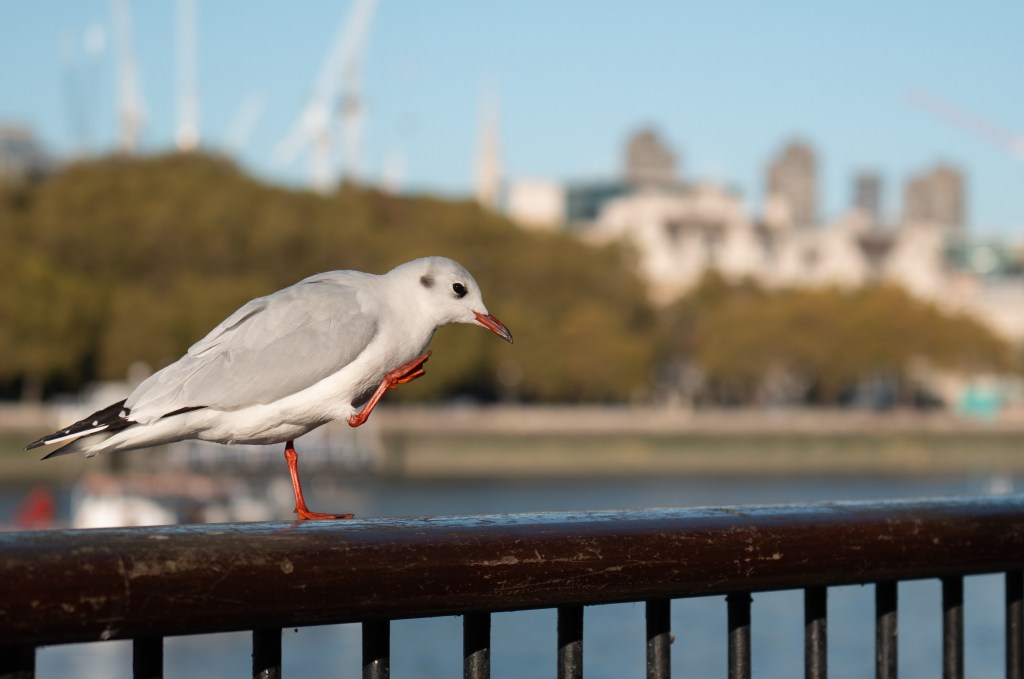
392,352,431,384
294,508,355,521
392,366,426,386
348,351,433,427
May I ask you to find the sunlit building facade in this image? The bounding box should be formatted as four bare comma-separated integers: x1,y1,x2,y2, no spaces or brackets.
504,129,1024,340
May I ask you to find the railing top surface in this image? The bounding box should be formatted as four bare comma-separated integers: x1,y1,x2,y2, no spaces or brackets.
2,495,1023,646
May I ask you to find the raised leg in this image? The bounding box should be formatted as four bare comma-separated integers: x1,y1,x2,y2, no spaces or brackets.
284,440,354,521
348,351,432,428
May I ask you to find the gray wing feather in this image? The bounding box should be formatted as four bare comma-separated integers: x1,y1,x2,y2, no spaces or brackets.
126,276,378,422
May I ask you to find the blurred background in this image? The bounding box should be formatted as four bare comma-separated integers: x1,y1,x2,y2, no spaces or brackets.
1,2,1023,676
2,0,1024,516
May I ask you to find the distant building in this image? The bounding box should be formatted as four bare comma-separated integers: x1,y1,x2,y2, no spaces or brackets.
589,180,888,304
0,125,54,182
564,181,633,224
587,183,757,303
903,164,965,233
766,140,817,227
624,127,679,187
505,128,672,228
853,171,882,227
503,128,1024,341
504,178,633,230
503,179,565,231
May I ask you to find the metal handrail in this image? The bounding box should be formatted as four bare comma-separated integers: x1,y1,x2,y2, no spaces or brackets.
1,496,1022,648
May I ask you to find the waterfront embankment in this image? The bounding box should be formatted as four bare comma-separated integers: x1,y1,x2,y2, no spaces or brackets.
372,405,1024,479
3,403,1023,482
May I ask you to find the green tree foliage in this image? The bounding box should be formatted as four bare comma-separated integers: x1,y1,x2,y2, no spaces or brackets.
659,272,1014,405
0,154,1014,405
0,153,654,402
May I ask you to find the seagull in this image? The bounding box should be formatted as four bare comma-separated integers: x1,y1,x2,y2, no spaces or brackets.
26,257,513,520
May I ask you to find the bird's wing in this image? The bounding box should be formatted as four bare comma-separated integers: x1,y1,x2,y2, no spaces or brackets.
125,277,379,422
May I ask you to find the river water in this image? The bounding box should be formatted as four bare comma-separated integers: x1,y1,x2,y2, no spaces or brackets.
19,472,1019,678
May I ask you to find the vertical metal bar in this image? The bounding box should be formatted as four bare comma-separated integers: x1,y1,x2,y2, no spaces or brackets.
252,628,282,679
805,586,828,679
0,645,35,679
646,598,671,679
557,605,584,679
463,612,491,679
1008,571,1023,679
362,620,390,679
943,576,964,679
876,581,898,679
728,592,752,679
133,637,163,679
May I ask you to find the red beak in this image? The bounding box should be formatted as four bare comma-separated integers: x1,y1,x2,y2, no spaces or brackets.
473,311,514,344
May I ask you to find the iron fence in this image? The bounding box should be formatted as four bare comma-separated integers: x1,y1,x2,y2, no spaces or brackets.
1,496,1023,678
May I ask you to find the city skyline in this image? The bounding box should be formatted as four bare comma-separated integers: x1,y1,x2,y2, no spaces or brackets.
1,1,1022,235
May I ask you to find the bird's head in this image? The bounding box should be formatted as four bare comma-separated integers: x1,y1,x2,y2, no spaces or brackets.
392,257,513,343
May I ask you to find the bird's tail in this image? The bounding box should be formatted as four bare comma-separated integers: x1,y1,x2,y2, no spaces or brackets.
26,400,132,459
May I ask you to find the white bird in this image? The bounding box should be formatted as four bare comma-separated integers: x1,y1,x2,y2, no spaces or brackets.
27,257,513,520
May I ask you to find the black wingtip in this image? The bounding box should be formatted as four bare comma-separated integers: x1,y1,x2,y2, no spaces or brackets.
40,446,74,460
25,432,60,451
25,399,131,457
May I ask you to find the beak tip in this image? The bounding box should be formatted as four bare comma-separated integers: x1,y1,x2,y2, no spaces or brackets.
474,311,514,345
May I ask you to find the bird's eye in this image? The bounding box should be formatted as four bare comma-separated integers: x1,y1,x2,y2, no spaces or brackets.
452,282,467,298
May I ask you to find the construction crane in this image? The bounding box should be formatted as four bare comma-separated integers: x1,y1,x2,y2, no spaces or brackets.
176,0,199,151
111,0,144,153
274,0,379,192
908,89,1024,162
474,87,501,209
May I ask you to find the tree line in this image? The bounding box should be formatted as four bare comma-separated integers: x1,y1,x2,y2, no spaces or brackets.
0,153,1014,406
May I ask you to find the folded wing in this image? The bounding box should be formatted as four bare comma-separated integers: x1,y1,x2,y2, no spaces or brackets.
126,277,379,423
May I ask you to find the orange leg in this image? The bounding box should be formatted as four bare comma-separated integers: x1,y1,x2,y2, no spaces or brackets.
284,440,354,521
348,351,432,428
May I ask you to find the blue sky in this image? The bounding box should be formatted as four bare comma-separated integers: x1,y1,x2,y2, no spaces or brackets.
2,1,1022,235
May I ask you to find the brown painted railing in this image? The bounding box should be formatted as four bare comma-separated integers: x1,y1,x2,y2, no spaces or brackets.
1,496,1023,678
